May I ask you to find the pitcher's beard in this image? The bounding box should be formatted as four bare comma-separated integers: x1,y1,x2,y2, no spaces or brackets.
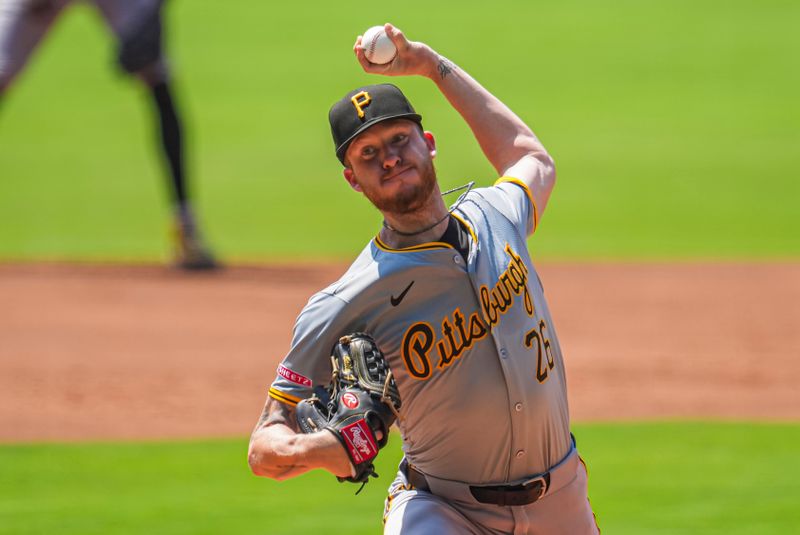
363,160,438,215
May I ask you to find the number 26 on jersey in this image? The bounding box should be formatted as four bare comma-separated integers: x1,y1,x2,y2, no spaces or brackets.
525,319,555,383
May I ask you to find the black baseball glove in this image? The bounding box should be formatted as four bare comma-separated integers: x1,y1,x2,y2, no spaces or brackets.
296,333,401,487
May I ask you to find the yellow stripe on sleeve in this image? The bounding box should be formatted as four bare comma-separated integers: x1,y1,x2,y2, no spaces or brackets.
494,176,539,231
268,387,302,406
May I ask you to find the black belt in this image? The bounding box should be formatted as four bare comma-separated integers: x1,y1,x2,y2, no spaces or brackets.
406,465,551,507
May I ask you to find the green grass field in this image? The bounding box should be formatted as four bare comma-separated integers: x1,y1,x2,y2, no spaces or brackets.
0,0,797,261
2,423,798,534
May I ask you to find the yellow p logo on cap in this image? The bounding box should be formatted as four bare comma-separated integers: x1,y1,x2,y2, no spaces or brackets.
351,91,371,119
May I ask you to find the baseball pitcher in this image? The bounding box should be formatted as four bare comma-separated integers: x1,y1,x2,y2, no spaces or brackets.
248,23,599,534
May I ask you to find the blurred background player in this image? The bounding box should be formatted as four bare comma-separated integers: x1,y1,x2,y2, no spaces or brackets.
0,0,218,270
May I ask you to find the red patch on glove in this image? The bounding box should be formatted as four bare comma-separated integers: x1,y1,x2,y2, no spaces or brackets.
340,419,378,464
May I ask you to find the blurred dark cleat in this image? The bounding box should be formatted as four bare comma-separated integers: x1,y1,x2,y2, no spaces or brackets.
173,222,221,271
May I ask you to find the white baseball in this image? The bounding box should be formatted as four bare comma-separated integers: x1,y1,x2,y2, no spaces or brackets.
361,25,397,65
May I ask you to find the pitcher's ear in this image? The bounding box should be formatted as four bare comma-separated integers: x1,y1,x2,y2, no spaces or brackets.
343,168,362,192
424,131,437,158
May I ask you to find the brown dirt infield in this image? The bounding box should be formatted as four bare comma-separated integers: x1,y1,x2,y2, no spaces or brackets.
1,261,798,443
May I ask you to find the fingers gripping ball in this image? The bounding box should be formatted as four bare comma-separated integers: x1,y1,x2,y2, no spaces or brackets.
361,25,397,65
296,333,402,487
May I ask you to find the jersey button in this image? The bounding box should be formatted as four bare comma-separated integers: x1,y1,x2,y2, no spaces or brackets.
515,402,523,412
516,450,525,459
499,348,508,358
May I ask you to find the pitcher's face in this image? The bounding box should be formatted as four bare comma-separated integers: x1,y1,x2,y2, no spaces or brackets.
343,119,437,215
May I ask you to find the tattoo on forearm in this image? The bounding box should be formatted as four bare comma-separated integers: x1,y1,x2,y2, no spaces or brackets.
253,405,271,432
254,399,295,432
438,57,455,80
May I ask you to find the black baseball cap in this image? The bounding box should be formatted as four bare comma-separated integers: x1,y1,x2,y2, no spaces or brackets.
329,83,423,164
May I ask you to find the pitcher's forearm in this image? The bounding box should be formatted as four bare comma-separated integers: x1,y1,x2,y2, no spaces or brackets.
248,398,352,481
248,424,352,480
426,53,550,176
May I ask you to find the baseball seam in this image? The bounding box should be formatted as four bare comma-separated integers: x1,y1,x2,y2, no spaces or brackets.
368,34,379,61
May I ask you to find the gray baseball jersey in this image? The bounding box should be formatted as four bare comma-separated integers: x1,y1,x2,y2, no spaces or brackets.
0,0,166,90
269,177,598,533
272,179,567,456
